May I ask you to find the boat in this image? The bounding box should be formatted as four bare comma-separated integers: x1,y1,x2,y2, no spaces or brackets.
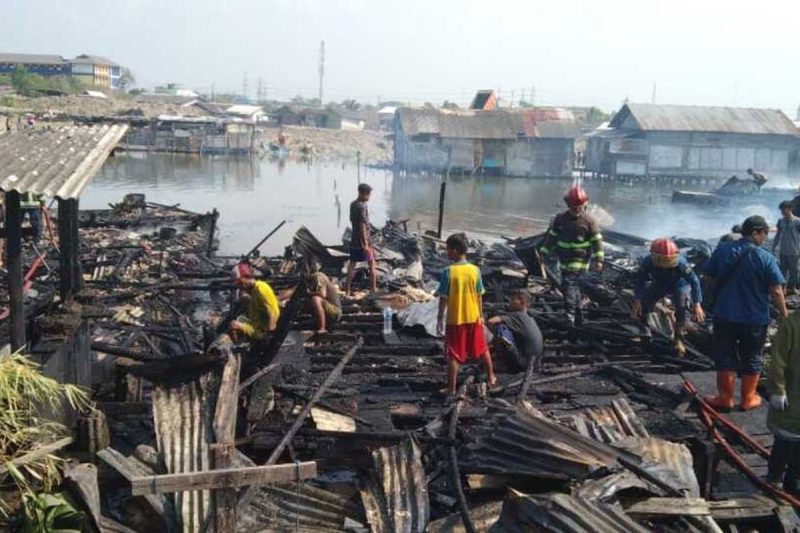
672,185,797,207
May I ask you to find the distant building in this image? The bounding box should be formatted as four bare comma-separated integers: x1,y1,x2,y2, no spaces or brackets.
378,106,397,131
585,103,799,178
269,105,365,130
470,90,498,110
394,107,580,177
0,52,122,89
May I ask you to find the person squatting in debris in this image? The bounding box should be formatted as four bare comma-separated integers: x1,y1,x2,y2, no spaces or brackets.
228,262,281,342
487,289,544,373
538,184,604,326
705,215,788,412
765,311,800,494
345,183,377,295
631,238,705,356
773,200,800,295
280,262,342,334
436,233,497,396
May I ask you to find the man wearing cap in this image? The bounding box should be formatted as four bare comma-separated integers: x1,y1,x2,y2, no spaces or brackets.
229,263,281,341
774,200,800,295
345,183,377,295
704,215,788,411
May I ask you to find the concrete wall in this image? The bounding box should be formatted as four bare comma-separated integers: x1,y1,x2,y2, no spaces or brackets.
395,132,574,177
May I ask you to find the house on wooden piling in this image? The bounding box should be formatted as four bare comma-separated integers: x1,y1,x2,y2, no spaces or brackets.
585,103,799,179
393,107,579,177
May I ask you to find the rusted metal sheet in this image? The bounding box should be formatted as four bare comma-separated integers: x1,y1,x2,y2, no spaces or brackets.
461,406,620,480
360,437,429,533
151,370,220,531
0,124,128,199
493,489,649,533
615,437,701,497
611,103,797,135
239,482,366,532
428,501,503,532
570,397,650,443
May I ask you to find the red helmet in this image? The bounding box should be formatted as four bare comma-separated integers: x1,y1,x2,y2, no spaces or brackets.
564,185,588,208
650,238,679,268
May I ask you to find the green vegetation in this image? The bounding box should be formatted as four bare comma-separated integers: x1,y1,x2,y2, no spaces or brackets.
0,350,90,527
4,66,86,97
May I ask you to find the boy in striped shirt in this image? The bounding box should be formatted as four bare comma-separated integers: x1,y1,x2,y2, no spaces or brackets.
436,233,497,396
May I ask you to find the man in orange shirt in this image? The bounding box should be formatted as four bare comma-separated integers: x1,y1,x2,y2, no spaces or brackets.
436,233,497,396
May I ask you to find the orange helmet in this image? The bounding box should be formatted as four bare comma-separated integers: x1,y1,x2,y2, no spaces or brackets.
650,238,679,268
564,185,588,208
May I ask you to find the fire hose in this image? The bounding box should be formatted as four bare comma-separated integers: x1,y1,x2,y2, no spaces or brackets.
683,377,800,508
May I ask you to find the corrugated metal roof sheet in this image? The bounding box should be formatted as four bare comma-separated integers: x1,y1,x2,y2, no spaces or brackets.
240,482,366,531
493,489,649,533
615,437,700,497
0,53,65,65
360,437,429,533
152,369,219,531
396,107,579,139
570,397,650,443
611,103,798,135
0,124,128,199
460,406,620,480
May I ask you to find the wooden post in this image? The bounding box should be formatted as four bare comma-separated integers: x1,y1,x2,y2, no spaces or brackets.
6,191,24,350
436,147,451,240
58,198,82,301
211,444,235,533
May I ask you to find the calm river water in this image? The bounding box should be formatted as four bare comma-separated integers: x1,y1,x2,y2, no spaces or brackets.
84,153,786,256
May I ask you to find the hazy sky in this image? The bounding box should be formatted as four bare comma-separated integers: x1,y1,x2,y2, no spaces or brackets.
3,0,799,114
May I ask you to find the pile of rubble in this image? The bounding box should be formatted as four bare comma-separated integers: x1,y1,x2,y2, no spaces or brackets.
6,200,799,532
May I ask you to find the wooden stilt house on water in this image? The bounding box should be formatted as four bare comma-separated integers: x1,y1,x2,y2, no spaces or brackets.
585,103,799,180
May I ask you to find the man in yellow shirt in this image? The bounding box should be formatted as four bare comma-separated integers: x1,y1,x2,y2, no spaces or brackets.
229,263,281,341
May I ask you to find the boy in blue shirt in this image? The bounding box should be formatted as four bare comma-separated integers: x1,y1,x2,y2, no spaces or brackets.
631,238,704,356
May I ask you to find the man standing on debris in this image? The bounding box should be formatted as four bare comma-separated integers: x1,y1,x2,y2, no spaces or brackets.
631,238,705,356
773,201,800,295
345,183,377,295
229,263,281,342
705,215,788,411
487,289,543,373
765,311,800,494
538,185,604,326
437,233,497,396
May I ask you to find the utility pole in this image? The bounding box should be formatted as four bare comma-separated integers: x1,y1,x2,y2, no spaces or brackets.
257,77,263,103
211,82,215,101
242,72,249,102
531,85,536,107
318,40,325,107
511,90,515,108
651,82,657,104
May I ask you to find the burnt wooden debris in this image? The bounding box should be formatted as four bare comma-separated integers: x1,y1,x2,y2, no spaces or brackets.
11,198,800,532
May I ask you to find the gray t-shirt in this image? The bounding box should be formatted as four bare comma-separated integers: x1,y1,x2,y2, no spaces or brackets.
501,311,543,370
776,217,800,256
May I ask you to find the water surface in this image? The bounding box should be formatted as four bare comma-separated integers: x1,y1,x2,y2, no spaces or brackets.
84,153,788,256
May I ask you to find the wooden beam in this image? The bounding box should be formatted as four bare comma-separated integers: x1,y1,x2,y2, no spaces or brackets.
212,350,241,444
58,198,81,301
130,461,317,496
5,190,24,350
211,444,236,533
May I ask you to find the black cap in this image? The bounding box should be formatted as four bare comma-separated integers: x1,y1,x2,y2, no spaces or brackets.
740,215,769,235
780,200,794,209
357,183,372,194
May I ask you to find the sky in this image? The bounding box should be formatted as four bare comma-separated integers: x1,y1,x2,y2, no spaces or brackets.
2,0,800,114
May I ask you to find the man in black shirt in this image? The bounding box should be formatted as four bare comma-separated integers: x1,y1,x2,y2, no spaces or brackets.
345,183,377,295
488,289,543,372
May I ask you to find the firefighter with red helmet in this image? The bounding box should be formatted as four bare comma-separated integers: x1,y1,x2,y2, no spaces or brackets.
538,185,604,325
631,237,705,355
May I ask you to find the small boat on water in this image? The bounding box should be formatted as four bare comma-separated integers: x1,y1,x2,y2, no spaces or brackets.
672,185,797,207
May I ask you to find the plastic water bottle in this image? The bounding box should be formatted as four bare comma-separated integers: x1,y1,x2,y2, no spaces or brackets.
383,307,393,335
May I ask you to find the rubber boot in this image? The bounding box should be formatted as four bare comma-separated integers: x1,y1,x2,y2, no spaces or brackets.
740,374,763,411
705,371,735,411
